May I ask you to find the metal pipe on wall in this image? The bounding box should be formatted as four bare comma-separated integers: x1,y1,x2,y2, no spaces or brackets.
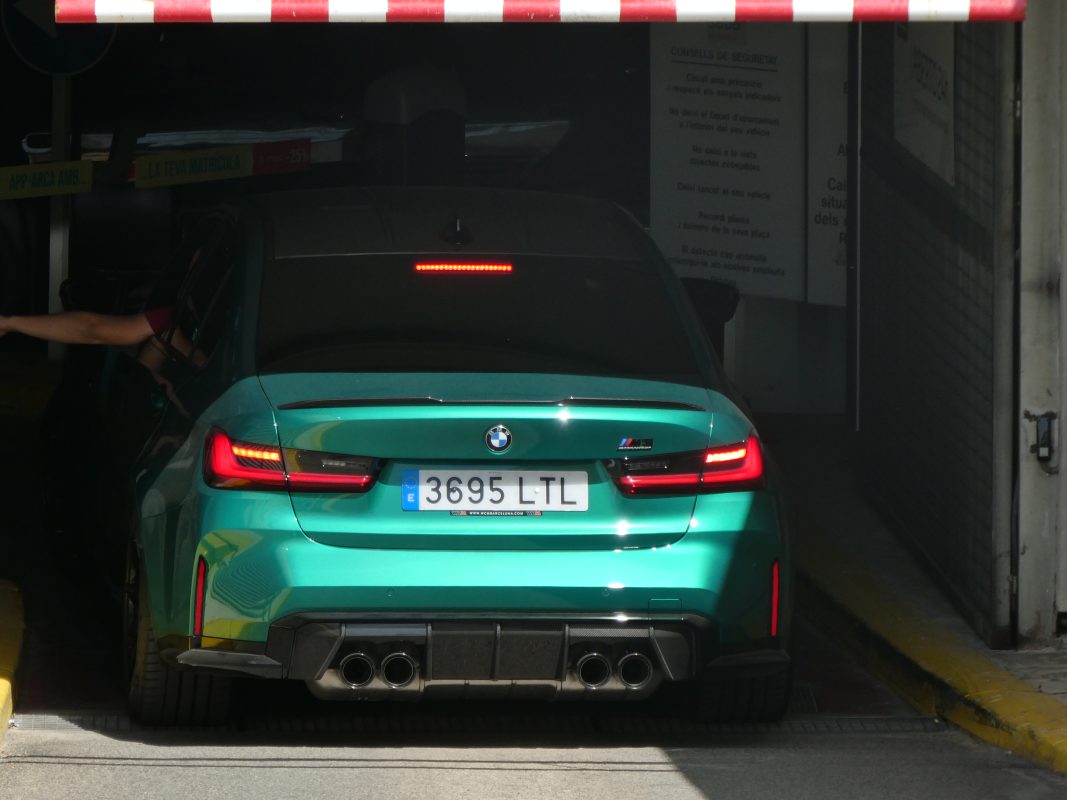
846,22,862,432
990,20,1020,649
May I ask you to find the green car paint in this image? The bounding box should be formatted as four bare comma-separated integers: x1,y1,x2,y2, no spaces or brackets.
111,188,790,721
137,373,783,649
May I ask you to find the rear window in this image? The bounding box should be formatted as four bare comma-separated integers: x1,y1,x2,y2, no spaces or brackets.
257,254,707,384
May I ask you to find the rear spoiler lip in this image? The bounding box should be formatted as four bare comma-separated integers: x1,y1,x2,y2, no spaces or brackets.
276,396,706,412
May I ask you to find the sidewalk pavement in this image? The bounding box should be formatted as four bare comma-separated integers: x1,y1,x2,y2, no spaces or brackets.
765,415,1067,774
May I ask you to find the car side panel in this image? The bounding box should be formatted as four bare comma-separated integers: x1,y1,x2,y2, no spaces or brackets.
138,376,280,638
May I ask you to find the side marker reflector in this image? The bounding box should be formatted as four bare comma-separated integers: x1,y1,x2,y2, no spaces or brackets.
193,556,207,638
771,560,780,639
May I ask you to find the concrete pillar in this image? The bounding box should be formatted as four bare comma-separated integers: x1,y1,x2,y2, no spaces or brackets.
47,75,72,361
1018,3,1065,644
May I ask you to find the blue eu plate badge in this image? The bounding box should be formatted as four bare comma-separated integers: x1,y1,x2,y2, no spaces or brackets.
402,469,420,511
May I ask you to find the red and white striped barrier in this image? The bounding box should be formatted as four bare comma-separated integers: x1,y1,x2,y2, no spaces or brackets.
56,0,1026,24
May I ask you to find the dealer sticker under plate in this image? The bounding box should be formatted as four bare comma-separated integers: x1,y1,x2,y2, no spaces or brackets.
401,469,588,512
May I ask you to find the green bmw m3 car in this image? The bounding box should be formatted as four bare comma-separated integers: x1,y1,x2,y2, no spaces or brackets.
78,187,791,724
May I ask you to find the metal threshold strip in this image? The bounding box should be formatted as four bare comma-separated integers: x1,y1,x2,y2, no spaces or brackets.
9,710,945,736
56,1,1025,25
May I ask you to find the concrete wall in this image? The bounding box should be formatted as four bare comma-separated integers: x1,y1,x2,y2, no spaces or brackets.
857,22,1015,647
725,298,846,415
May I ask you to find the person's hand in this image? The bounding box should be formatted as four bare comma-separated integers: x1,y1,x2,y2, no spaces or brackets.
0,315,11,338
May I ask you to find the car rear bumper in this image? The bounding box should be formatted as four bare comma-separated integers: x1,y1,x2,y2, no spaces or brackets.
161,612,789,700
142,488,789,662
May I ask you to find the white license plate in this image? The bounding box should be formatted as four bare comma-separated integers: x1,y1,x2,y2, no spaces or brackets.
401,469,588,512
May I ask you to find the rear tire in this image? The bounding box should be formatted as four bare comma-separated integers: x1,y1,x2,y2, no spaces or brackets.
694,662,792,723
127,557,231,726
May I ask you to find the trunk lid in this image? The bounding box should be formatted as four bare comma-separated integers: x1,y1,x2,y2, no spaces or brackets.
260,373,719,551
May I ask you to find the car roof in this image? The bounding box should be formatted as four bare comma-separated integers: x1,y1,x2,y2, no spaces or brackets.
246,187,646,261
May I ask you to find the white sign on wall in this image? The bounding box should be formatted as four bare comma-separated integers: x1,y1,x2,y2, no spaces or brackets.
894,23,956,185
651,24,806,302
807,24,849,308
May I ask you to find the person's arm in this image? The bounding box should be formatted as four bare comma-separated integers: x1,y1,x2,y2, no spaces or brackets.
0,311,155,346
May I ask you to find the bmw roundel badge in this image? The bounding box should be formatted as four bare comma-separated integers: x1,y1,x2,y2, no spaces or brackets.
486,425,512,453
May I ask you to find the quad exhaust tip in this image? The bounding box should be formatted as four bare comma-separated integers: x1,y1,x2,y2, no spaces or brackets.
338,652,376,688
340,647,651,692
616,652,654,690
380,651,419,688
576,652,613,689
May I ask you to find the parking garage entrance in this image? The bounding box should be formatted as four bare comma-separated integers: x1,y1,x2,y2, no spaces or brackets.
0,0,1036,661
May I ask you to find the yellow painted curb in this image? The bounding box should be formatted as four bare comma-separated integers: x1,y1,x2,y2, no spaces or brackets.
798,522,1067,774
0,581,24,745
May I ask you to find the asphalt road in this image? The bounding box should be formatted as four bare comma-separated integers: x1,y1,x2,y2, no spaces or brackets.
4,611,1067,800
3,694,1066,800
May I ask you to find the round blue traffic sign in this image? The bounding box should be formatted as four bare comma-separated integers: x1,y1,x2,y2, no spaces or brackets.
3,0,116,76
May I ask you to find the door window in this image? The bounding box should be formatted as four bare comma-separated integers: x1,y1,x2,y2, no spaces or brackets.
166,220,236,368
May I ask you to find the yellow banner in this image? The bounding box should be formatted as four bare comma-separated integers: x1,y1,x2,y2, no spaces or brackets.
0,161,93,200
135,146,253,188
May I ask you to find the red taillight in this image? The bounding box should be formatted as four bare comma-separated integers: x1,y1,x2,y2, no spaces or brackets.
704,445,747,464
231,444,281,462
701,435,764,487
205,429,286,489
282,447,379,492
618,472,701,492
204,428,378,492
193,556,207,638
286,472,375,491
415,262,513,273
613,434,765,495
770,560,780,639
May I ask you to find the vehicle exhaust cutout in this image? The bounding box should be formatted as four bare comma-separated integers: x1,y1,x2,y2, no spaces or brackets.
380,652,418,688
616,652,654,690
576,652,612,689
338,653,376,688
